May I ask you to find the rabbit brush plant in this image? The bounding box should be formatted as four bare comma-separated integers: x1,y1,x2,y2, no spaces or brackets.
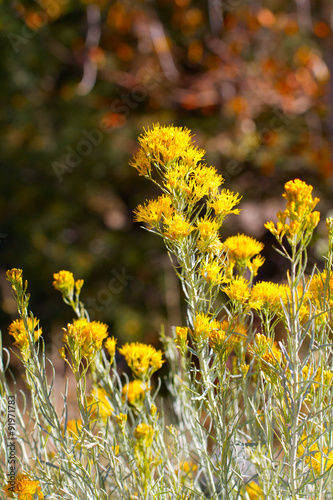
1,124,333,500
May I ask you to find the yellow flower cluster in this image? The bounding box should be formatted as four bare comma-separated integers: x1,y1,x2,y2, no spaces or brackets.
8,317,42,351
163,213,193,241
104,336,117,362
223,234,264,276
244,481,264,500
298,436,333,475
265,179,320,243
62,318,108,359
53,270,75,295
87,387,113,420
6,268,23,292
250,281,287,313
302,364,333,402
118,342,164,379
207,189,242,219
200,259,224,285
223,277,251,304
134,423,155,446
122,380,147,405
130,124,197,176
133,195,174,228
192,313,220,340
249,333,282,383
208,320,247,355
63,419,82,439
4,473,44,500
308,270,333,306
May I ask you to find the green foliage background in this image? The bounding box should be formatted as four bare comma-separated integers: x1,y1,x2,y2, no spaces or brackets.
0,0,332,349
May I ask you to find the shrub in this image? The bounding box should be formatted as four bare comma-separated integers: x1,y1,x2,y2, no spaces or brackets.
1,125,333,499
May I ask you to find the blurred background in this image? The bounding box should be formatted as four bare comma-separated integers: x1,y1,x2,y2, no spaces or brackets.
1,0,333,356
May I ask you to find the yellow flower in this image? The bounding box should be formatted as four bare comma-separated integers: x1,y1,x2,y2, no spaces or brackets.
104,336,117,361
192,313,220,340
298,435,333,475
130,123,195,174
177,460,198,476
116,413,127,431
209,320,247,354
185,165,223,200
134,195,174,227
308,270,333,305
224,234,264,273
134,423,155,446
122,380,146,405
208,189,242,218
62,318,109,359
118,342,164,378
223,277,251,304
196,218,220,240
326,217,333,238
6,268,23,291
8,318,42,351
53,270,75,295
200,260,224,285
265,179,320,243
175,326,188,342
247,255,265,277
244,480,264,500
87,387,113,420
175,326,189,350
4,472,44,499
248,333,282,383
197,234,224,256
163,213,193,241
64,419,82,439
250,281,285,313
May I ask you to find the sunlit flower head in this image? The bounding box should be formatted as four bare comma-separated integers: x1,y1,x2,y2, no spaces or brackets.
87,387,113,420
134,195,174,227
122,380,147,405
4,472,44,499
8,317,42,351
163,213,193,241
192,313,219,341
62,318,108,359
223,277,251,304
53,270,75,296
175,326,189,351
6,268,23,291
200,260,224,285
250,281,285,313
118,342,164,379
196,218,220,240
224,234,264,274
134,423,155,446
130,124,195,175
209,319,247,354
207,189,242,219
104,336,117,362
265,179,320,243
